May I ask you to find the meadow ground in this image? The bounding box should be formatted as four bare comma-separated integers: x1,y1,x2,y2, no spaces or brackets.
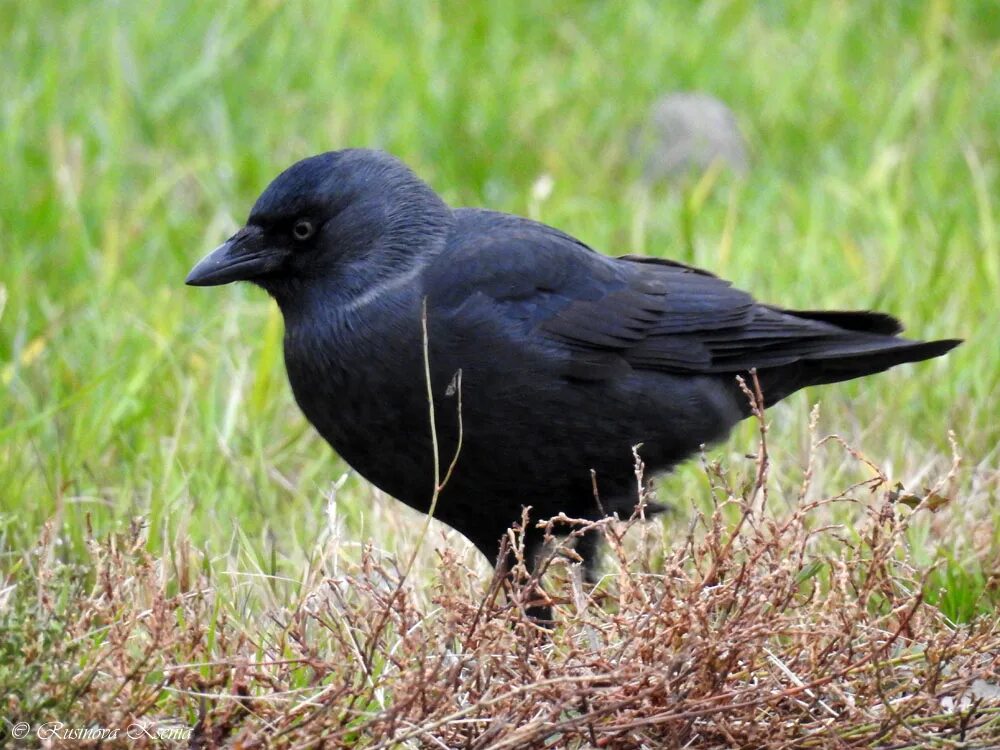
1,1,999,746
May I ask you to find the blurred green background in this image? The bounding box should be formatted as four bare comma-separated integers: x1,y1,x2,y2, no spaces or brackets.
1,1,997,589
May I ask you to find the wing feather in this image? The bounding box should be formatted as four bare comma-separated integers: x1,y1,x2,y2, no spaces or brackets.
426,210,943,382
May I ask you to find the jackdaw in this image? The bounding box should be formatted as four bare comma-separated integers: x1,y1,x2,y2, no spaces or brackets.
187,149,959,620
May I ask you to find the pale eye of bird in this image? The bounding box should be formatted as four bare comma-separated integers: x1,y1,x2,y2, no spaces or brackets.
292,220,315,241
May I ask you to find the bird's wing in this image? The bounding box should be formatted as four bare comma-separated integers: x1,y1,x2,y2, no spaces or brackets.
425,214,926,383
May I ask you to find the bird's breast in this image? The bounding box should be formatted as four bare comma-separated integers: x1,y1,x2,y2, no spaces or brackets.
281,307,440,508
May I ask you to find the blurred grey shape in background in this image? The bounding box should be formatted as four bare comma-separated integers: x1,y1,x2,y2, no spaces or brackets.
639,92,749,180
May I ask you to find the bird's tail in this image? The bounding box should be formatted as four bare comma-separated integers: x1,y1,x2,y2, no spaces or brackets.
750,309,961,407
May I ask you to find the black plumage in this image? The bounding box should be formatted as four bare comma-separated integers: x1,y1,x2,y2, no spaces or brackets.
187,149,960,617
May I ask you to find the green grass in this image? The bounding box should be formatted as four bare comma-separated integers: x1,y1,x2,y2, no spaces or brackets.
1,0,998,613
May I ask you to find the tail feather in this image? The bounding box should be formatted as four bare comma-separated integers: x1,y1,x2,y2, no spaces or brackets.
753,332,960,407
810,337,961,375
773,307,904,336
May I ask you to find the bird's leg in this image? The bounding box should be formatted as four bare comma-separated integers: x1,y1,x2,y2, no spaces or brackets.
524,536,556,625
474,529,552,625
575,525,604,585
496,527,553,625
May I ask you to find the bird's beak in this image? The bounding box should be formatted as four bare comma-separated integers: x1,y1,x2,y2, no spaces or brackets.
185,225,280,287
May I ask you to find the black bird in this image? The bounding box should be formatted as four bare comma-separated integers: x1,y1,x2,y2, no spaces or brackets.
187,149,959,618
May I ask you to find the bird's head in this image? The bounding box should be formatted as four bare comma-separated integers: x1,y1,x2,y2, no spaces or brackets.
186,149,450,305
